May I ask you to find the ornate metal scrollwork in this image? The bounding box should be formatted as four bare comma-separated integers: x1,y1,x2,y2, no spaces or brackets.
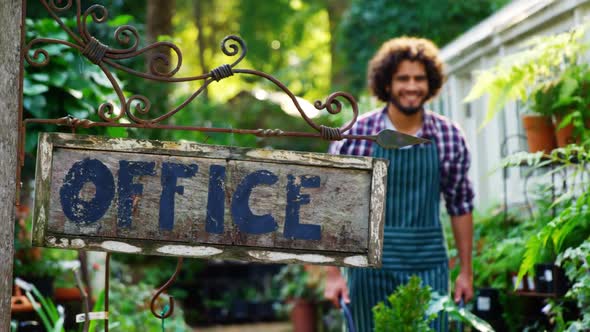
24,0,358,137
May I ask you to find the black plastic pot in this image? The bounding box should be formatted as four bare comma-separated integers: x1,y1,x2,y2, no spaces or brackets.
25,276,54,298
473,287,502,321
248,301,275,321
534,263,569,295
230,299,249,322
17,320,43,332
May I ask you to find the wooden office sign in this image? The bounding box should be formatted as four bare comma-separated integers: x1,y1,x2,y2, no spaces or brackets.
32,133,387,267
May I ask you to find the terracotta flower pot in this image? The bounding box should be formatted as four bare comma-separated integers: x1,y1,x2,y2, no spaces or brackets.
54,287,83,302
554,114,578,147
522,114,557,153
289,299,317,332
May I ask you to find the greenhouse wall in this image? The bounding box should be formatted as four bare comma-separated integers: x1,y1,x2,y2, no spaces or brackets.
436,0,590,209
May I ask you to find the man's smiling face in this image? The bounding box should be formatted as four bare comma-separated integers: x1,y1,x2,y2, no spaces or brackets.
388,60,429,115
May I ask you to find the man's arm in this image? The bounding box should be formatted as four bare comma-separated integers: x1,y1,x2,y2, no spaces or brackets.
450,212,473,302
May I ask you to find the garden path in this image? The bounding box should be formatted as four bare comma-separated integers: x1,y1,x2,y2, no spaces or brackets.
195,322,292,332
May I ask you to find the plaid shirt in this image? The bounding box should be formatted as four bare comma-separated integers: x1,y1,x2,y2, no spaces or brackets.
329,107,474,216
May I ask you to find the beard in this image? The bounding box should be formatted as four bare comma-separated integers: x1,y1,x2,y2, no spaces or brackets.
389,94,425,116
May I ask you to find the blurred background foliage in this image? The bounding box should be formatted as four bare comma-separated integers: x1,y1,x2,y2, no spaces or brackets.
18,0,511,328
23,0,511,160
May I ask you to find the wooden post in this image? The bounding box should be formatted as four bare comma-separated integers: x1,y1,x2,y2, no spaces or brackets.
0,0,23,328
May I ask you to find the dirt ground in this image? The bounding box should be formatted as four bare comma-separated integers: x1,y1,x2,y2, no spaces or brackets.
194,322,292,332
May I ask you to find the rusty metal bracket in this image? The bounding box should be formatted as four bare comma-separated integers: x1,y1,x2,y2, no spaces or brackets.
150,257,184,320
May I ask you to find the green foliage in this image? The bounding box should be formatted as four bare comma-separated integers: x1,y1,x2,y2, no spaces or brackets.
496,145,590,328
518,188,590,283
273,265,324,302
549,63,590,145
90,278,191,332
15,278,65,332
470,207,529,289
504,146,590,285
372,275,496,331
337,0,510,94
429,294,495,332
464,25,589,128
552,240,590,330
373,276,494,332
14,214,78,280
373,275,435,332
271,265,324,318
23,17,127,178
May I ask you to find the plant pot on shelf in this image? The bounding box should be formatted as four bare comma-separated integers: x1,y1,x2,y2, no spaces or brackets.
534,263,569,296
509,272,535,292
54,287,83,302
473,288,502,321
509,272,525,291
522,114,557,153
554,114,579,147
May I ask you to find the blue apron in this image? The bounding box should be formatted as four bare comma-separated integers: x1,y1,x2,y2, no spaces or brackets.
347,141,449,332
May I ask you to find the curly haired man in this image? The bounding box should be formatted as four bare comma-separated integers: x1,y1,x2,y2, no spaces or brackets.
325,37,475,332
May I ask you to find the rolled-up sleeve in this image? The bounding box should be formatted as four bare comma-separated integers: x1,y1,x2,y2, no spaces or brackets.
441,132,475,216
328,138,347,155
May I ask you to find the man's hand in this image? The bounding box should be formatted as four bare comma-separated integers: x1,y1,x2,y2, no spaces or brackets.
324,266,350,308
454,270,473,303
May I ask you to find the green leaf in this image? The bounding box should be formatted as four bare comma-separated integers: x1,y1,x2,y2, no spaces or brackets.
559,76,579,100
447,306,495,332
23,95,47,116
30,73,50,83
23,78,49,95
108,14,134,27
88,71,113,88
47,71,68,87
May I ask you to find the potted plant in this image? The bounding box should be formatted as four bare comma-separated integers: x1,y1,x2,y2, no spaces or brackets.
273,264,324,332
546,63,590,147
550,240,590,329
373,275,435,332
13,253,62,298
373,275,495,332
464,25,589,153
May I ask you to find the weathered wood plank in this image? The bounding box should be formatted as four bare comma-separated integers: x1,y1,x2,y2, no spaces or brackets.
33,133,387,267
49,133,374,169
0,0,22,328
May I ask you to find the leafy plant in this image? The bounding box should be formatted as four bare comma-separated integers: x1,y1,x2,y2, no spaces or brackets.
13,208,78,281
552,239,590,330
372,275,495,332
429,294,495,332
497,143,590,328
14,278,65,332
517,175,590,284
373,275,435,332
464,24,589,128
90,278,191,332
273,264,324,302
272,264,324,318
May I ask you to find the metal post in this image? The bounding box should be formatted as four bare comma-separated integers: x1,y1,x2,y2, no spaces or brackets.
0,0,24,329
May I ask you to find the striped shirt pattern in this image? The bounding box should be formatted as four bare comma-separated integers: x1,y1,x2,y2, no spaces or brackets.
329,107,474,216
